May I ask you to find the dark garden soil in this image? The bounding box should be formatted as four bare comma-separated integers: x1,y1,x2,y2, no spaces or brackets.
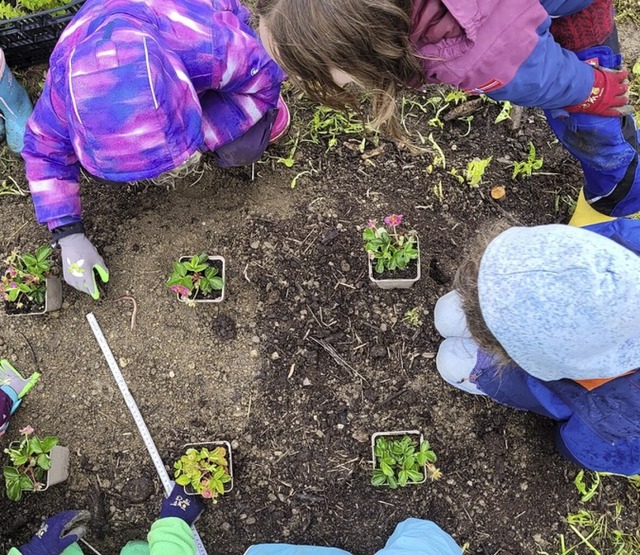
1,24,639,555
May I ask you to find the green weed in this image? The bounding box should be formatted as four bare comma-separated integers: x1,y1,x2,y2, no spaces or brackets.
512,142,543,179
464,157,492,187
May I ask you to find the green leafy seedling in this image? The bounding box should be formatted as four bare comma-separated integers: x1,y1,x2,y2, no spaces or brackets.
512,142,543,179
174,446,231,502
371,435,439,489
464,157,492,187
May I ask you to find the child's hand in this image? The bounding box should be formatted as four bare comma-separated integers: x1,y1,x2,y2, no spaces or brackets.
566,66,632,117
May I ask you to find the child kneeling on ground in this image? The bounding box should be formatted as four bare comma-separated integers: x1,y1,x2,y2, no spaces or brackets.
435,220,640,475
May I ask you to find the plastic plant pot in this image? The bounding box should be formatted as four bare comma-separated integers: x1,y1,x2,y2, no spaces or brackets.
367,238,421,290
176,256,225,304
371,430,427,486
5,276,63,316
42,445,70,490
181,441,234,496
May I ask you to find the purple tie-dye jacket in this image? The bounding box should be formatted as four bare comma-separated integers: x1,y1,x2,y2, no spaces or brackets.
22,0,285,230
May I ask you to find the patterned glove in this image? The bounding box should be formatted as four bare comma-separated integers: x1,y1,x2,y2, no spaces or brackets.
58,233,109,300
19,510,91,555
0,359,39,401
159,483,204,526
566,66,631,117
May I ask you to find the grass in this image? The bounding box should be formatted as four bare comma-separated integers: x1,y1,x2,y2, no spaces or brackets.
614,0,640,24
538,473,640,555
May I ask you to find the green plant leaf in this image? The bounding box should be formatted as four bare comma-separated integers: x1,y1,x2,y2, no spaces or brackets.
380,461,394,477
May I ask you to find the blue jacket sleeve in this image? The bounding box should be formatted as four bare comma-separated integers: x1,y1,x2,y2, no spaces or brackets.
374,519,462,555
584,219,640,255
539,0,594,17
486,20,593,108
245,546,351,555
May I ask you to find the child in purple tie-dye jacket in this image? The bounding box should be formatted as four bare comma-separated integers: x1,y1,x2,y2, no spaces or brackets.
22,0,288,299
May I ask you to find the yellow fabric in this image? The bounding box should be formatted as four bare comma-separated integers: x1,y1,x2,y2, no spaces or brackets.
568,188,615,227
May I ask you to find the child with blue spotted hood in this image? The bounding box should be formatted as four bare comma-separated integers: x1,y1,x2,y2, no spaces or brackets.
435,220,640,475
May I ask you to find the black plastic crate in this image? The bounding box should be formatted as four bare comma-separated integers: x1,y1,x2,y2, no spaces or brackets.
0,0,85,69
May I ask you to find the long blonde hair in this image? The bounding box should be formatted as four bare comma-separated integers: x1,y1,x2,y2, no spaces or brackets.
256,0,425,140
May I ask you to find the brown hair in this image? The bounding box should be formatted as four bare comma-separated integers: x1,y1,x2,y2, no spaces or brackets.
453,222,514,368
255,0,425,140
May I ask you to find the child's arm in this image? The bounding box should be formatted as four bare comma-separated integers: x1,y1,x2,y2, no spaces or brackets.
484,25,596,110
201,9,286,152
22,69,83,232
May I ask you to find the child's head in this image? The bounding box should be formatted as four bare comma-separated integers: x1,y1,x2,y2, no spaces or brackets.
256,0,423,138
456,224,640,381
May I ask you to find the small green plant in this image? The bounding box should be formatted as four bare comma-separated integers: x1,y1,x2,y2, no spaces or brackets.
174,446,231,502
167,254,224,304
512,142,543,179
1,245,53,309
574,470,602,503
3,426,59,501
306,105,370,150
0,177,27,196
464,156,492,187
363,215,419,274
371,435,440,489
495,101,513,123
403,307,422,327
0,0,70,19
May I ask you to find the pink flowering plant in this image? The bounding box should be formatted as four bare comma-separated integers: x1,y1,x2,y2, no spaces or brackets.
1,246,53,309
3,426,59,501
166,253,223,304
174,446,231,502
363,214,419,274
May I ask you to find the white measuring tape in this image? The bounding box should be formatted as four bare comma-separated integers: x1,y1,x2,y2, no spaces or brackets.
86,312,208,555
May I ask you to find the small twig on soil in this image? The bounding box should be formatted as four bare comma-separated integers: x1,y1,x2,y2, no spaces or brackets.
243,263,251,283
246,394,252,419
310,336,368,383
376,388,408,408
114,295,138,331
18,331,39,370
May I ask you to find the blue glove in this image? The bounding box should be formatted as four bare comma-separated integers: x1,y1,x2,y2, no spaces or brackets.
19,510,90,555
159,483,204,526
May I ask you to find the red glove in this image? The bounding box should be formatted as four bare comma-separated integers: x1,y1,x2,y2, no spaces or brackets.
566,66,630,117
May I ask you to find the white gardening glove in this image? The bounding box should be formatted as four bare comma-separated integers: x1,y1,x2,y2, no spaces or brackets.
58,233,109,300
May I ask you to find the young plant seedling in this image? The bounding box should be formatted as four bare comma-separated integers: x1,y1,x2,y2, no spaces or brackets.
512,142,543,179
363,215,419,275
371,434,440,489
3,426,59,501
174,445,232,502
464,157,492,187
167,253,224,305
1,245,58,314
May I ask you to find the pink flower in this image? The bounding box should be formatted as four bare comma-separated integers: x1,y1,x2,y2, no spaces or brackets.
19,425,34,436
201,489,213,499
383,214,403,227
170,285,191,299
7,266,17,277
367,219,377,228
9,282,17,289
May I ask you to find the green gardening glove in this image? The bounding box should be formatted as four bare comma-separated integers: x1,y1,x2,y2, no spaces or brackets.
0,359,40,400
58,233,109,300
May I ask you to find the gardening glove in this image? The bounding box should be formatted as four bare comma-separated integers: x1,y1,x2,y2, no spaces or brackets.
0,359,40,433
159,483,204,526
19,510,91,555
565,66,631,117
0,359,40,401
58,233,109,300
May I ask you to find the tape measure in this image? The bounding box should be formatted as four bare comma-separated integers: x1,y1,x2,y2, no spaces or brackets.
86,312,209,555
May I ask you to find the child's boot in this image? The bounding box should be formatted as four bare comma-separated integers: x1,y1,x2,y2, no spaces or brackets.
0,66,33,153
